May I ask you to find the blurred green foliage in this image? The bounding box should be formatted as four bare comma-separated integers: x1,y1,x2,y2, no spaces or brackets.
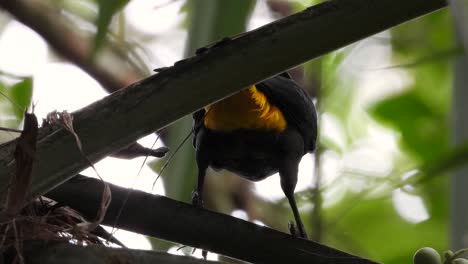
0,77,33,131
9,77,33,120
316,8,453,264
375,10,454,163
325,195,424,261
93,0,129,57
371,90,447,162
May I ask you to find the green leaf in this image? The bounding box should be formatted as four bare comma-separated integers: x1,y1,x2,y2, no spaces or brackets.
0,77,33,132
185,0,255,55
416,141,468,183
392,10,454,58
156,116,197,203
290,0,325,12
10,77,33,119
92,0,128,57
320,50,356,125
148,237,179,253
369,91,446,162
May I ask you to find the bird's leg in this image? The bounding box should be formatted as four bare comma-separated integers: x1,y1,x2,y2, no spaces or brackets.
279,158,308,239
285,189,307,239
192,164,207,208
192,156,209,259
192,152,209,208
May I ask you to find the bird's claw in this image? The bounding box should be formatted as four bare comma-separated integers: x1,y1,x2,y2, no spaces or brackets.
191,192,208,257
191,191,204,208
288,220,299,238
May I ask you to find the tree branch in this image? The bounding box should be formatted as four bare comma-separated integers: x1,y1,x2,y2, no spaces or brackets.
45,175,378,264
0,0,446,206
23,242,218,264
0,0,144,92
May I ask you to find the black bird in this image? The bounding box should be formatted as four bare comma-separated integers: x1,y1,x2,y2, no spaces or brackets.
192,72,317,238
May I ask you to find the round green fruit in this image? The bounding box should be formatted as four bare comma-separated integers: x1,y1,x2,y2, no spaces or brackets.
413,247,442,264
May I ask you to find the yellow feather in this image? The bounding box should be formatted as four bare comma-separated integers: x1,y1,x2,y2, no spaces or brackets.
204,85,287,132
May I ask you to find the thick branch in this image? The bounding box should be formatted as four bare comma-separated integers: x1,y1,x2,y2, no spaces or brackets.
0,0,446,203
45,175,378,264
23,242,218,264
0,0,143,92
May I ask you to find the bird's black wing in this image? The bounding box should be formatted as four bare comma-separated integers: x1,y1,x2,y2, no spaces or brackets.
256,74,317,152
192,109,205,147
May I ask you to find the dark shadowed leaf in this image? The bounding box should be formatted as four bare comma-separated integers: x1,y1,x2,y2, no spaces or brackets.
2,113,38,217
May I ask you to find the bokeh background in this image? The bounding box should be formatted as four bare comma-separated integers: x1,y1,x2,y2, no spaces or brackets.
0,0,464,263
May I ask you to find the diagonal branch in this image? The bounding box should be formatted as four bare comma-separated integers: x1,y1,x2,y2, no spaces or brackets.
0,0,144,93
46,175,378,264
23,242,219,264
0,0,446,204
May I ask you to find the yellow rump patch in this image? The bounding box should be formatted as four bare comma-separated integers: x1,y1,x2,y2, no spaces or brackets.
204,85,287,132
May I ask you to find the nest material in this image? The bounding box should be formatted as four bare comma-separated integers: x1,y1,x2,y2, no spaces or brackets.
0,198,112,264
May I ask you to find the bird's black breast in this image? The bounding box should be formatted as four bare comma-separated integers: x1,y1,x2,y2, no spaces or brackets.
194,128,282,181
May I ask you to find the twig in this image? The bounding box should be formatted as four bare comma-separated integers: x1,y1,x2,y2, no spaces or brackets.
151,130,192,192
45,111,111,232
110,135,161,239
0,127,22,133
12,219,24,264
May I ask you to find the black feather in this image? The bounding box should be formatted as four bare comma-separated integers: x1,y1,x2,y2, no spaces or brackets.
192,109,205,147
256,75,317,152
